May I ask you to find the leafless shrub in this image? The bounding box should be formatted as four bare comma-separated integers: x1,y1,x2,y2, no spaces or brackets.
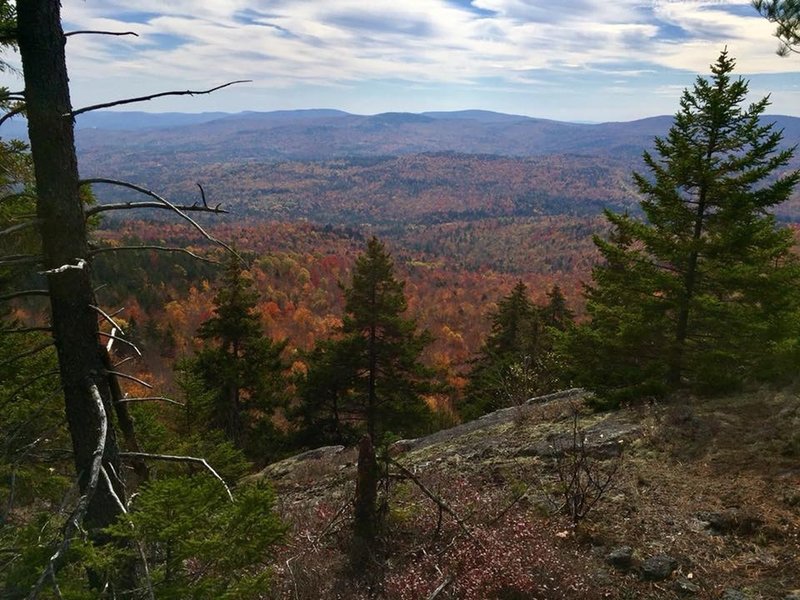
549,408,620,525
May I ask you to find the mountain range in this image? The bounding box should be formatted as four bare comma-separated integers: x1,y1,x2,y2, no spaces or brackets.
5,109,800,222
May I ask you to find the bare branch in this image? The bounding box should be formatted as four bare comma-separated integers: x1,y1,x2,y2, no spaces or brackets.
71,80,250,117
116,396,186,408
39,258,87,275
105,369,151,389
0,341,54,369
0,104,26,128
119,452,233,501
98,331,142,356
427,576,454,600
1,219,42,238
389,458,476,542
0,289,49,302
99,467,156,600
27,384,107,600
65,30,139,38
85,200,228,216
196,183,208,208
113,356,134,369
89,304,126,336
80,179,237,257
91,245,218,264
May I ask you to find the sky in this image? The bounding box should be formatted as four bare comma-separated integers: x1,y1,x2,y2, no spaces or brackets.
4,0,800,122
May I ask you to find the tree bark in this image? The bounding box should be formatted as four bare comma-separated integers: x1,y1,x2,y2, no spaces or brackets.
353,434,378,543
17,0,131,587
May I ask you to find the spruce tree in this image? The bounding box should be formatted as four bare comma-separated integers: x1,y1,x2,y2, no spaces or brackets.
297,237,434,443
462,281,569,419
568,50,800,405
183,254,287,458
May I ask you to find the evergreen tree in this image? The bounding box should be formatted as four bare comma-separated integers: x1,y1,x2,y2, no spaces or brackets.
462,281,570,419
183,254,287,459
297,237,434,443
567,50,800,406
542,284,574,331
483,281,542,358
293,337,360,446
754,0,800,55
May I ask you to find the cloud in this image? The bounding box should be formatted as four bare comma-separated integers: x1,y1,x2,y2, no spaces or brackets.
1,0,796,120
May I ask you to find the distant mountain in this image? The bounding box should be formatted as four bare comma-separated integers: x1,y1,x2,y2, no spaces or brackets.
4,108,798,164
5,108,800,223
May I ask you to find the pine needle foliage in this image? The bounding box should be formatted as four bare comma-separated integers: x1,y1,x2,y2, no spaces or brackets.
296,237,435,444
567,50,800,406
182,253,288,460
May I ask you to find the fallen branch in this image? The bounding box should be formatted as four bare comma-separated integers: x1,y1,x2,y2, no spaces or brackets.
119,452,233,501
71,81,250,117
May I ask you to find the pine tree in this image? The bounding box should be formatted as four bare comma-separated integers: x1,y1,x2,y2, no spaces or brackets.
568,50,800,405
183,254,287,459
297,237,434,443
754,0,800,55
542,284,574,331
483,281,541,358
462,281,569,419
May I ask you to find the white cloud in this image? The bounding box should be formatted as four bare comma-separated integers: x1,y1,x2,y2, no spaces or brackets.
1,0,796,120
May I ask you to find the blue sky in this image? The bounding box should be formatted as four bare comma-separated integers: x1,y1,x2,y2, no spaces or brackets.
4,0,800,122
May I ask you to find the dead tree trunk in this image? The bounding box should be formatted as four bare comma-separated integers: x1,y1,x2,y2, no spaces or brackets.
17,0,130,583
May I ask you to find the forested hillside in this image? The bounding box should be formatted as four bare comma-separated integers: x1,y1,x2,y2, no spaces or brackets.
3,2,800,598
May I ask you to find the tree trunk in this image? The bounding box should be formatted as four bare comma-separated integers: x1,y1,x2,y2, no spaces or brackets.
17,0,132,589
367,280,377,440
353,434,378,543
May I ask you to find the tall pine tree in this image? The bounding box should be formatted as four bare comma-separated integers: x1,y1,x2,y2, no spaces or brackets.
296,237,434,443
568,50,800,405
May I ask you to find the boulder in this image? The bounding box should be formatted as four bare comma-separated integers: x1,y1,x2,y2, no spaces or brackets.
606,546,634,571
639,554,677,581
